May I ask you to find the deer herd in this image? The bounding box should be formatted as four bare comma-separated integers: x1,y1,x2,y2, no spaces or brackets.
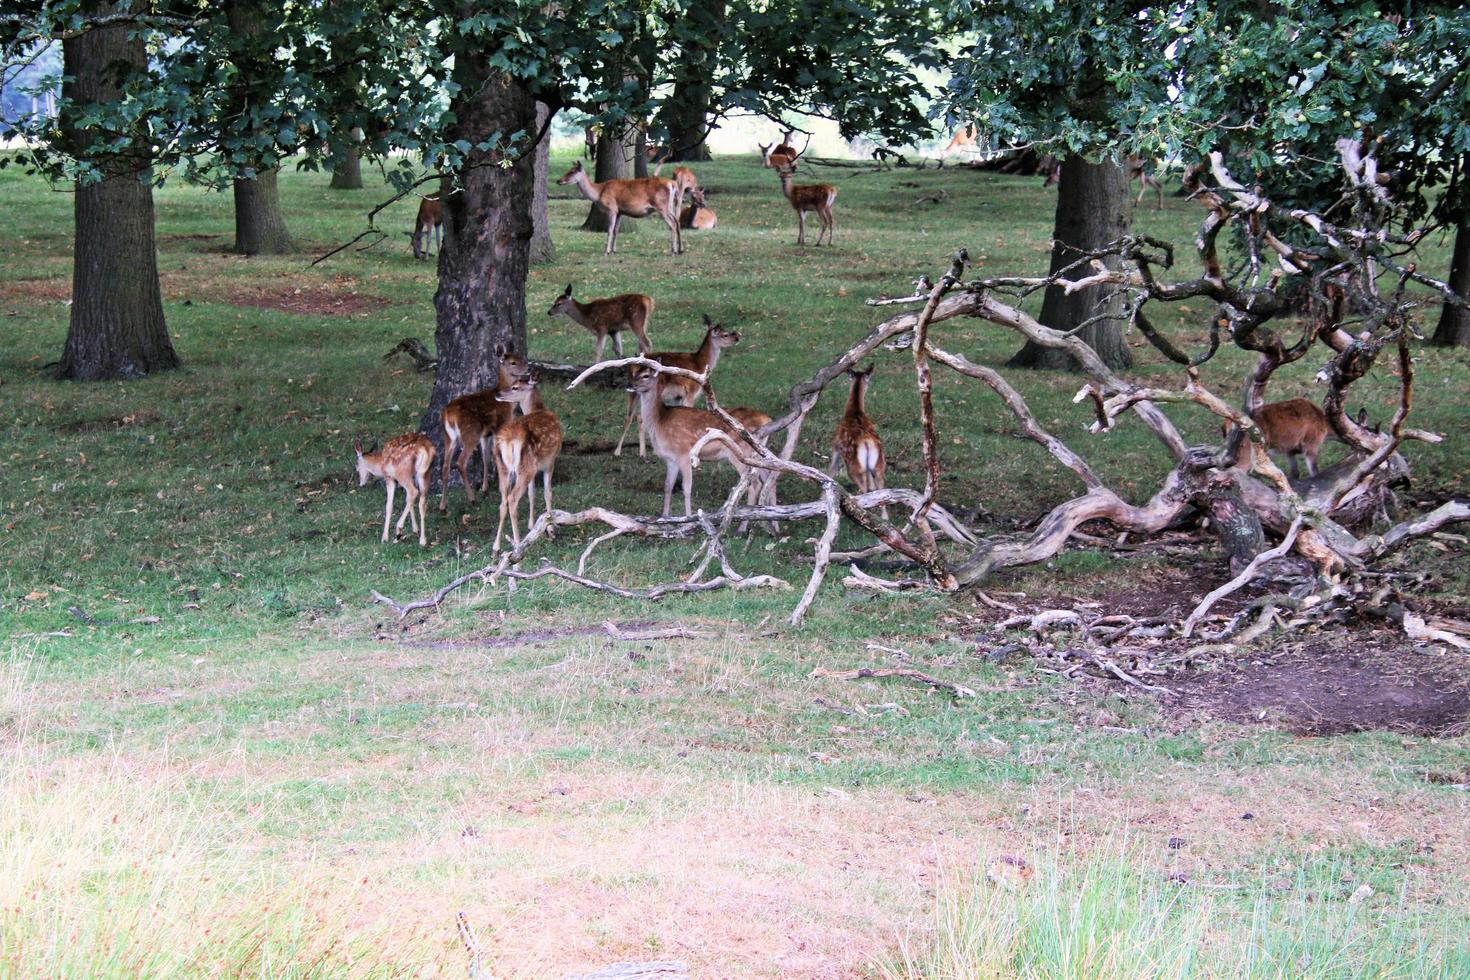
359,130,1333,547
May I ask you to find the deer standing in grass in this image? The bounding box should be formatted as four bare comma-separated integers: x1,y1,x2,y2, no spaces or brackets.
355,435,436,546
758,141,799,171
938,124,978,161
680,187,717,229
409,194,442,260
1128,157,1164,210
615,316,741,457
629,370,758,518
438,346,534,512
830,365,887,518
547,284,655,361
1225,398,1344,480
492,378,564,551
776,166,836,245
557,160,683,255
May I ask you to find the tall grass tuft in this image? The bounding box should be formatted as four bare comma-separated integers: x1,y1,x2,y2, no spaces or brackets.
880,844,1470,979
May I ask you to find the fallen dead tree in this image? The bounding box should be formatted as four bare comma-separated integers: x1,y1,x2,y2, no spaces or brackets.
375,138,1467,643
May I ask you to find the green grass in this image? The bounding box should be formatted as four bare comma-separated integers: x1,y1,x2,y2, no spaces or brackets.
2,154,1469,976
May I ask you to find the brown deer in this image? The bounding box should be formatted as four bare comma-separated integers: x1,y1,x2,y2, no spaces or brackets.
614,316,741,457
938,123,979,161
679,187,717,230
628,370,757,518
1225,398,1340,480
438,346,534,512
557,160,683,255
409,193,442,260
829,365,888,518
355,434,436,546
776,166,837,246
758,142,799,171
774,129,797,158
547,284,655,361
491,378,564,552
1128,157,1164,210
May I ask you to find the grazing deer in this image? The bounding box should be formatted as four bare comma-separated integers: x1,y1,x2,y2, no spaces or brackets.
409,194,442,260
776,166,837,246
614,316,741,457
557,160,683,255
938,123,979,161
355,434,436,546
670,165,698,206
830,366,888,518
1128,157,1164,210
680,187,717,229
1225,398,1340,480
491,378,564,551
629,370,758,518
438,346,534,512
547,284,655,361
758,142,799,171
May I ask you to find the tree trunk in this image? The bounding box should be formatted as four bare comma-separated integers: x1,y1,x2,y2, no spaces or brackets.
232,167,296,254
329,135,363,189
581,124,637,233
1432,213,1470,347
57,1,177,381
529,102,555,264
634,123,650,179
422,54,539,442
1009,156,1133,371
659,0,724,162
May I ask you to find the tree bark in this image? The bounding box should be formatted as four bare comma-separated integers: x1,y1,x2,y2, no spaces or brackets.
232,167,296,254
634,122,650,179
1009,156,1133,371
581,123,638,233
226,0,295,255
422,53,539,442
329,136,363,190
659,0,724,162
57,1,177,381
529,102,555,264
1432,213,1470,347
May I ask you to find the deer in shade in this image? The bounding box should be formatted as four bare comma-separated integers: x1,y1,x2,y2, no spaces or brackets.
438,346,535,512
491,378,564,552
628,370,758,518
409,194,442,260
355,434,436,546
615,316,741,457
1224,397,1355,480
829,365,887,518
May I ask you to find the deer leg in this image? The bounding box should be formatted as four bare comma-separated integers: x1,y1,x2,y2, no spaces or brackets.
542,465,555,535
478,435,494,495
492,458,512,552
825,206,835,245
593,333,608,363
797,210,806,245
611,332,624,358
1303,450,1318,478
662,460,679,518
614,392,638,457
605,207,618,254
396,483,416,539
382,481,396,542
417,475,430,546
457,432,478,504
827,448,843,478
439,429,458,512
525,465,536,528
681,459,695,517
664,206,682,255
1287,453,1302,481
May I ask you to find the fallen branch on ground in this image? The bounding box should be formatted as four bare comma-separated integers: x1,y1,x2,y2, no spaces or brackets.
810,666,977,698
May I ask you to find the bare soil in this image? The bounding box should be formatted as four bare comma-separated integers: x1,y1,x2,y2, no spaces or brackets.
226,285,392,316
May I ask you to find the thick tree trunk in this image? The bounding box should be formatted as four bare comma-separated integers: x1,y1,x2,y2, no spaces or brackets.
1432,214,1470,347
422,56,539,442
58,2,177,381
232,167,296,254
529,102,555,264
659,0,724,162
329,138,363,190
1009,156,1133,371
581,125,637,233
634,123,650,179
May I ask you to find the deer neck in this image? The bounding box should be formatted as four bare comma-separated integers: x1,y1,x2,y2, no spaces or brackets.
560,297,591,327
694,331,722,372
636,386,668,444
844,375,867,419
569,170,601,204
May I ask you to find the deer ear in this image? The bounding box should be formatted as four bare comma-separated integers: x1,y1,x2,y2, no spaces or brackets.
562,283,573,297
1356,407,1368,426
354,440,363,455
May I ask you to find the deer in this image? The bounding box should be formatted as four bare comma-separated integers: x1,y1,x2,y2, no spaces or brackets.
557,159,682,255
1224,397,1350,480
758,142,799,171
614,316,741,457
489,378,563,551
547,284,655,361
409,193,442,260
355,434,436,547
679,187,717,230
938,123,979,161
628,369,759,519
829,365,888,519
438,345,534,513
1128,157,1164,210
776,166,837,246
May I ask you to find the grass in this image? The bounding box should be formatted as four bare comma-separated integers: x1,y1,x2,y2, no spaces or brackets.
2,150,1469,975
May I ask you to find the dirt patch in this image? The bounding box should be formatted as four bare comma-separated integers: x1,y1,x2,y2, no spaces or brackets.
227,286,392,316
0,278,69,303
1164,631,1470,736
56,409,164,434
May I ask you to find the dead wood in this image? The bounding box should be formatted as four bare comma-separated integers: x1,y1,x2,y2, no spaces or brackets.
383,338,437,372
810,666,977,698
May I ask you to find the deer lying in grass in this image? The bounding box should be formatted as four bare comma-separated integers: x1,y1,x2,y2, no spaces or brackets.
492,378,564,551
547,284,655,361
409,194,442,260
829,365,887,519
615,316,741,457
438,346,534,512
776,166,836,245
355,435,436,546
1225,398,1354,480
679,187,717,229
629,370,757,518
557,160,683,255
